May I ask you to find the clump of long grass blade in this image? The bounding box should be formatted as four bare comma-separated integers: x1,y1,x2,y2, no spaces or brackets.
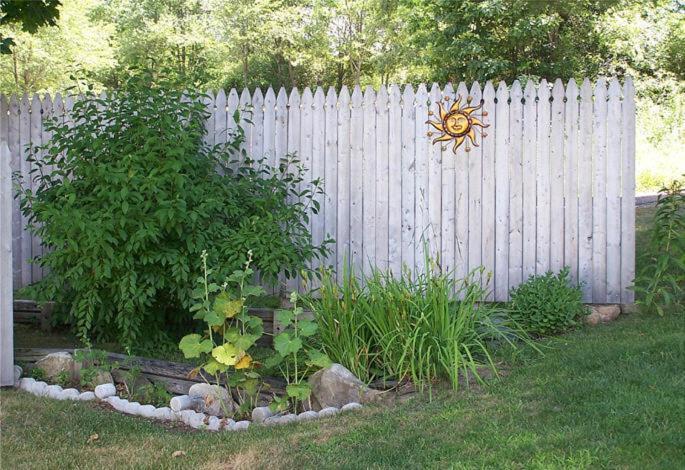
307,253,536,392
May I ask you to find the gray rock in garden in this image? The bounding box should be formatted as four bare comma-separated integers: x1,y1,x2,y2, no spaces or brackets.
46,384,63,399
188,383,237,417
178,409,198,425
341,402,363,412
152,406,173,421
78,391,96,401
308,363,383,410
318,406,340,418
110,397,129,412
251,406,273,424
207,416,222,431
233,420,250,431
31,381,49,396
18,377,36,391
14,365,22,385
35,352,75,381
170,394,204,412
60,388,80,400
222,418,236,431
94,383,116,399
188,412,207,429
296,410,319,422
263,414,297,426
139,404,156,418
124,402,142,415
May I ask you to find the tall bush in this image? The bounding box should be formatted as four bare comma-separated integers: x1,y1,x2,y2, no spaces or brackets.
19,73,328,349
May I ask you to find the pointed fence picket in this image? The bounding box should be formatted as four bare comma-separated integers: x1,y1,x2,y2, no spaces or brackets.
0,79,636,304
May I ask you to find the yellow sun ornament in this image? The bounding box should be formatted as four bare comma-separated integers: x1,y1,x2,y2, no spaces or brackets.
426,95,489,153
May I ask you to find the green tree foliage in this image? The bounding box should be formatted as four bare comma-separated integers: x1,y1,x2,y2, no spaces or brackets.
0,0,61,53
18,71,328,349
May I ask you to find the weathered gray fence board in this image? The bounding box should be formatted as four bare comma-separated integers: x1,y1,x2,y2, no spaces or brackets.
1,79,637,303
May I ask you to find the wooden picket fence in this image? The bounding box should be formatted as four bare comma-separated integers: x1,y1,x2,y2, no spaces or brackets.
0,78,635,303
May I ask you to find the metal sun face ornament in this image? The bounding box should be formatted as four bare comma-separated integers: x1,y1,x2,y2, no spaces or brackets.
426,95,489,153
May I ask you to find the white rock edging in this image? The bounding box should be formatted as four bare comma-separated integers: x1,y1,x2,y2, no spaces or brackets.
13,363,364,432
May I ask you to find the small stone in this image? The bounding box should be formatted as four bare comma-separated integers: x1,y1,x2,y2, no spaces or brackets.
94,383,116,399
593,305,620,322
19,377,36,391
178,409,197,425
296,411,319,422
233,420,250,431
251,406,273,424
221,418,236,431
124,402,141,415
35,352,75,381
152,407,173,421
341,402,363,412
31,381,49,396
46,385,63,399
79,391,96,401
207,416,222,431
318,407,340,418
170,395,203,412
60,388,80,400
188,383,236,417
139,404,156,418
188,412,207,429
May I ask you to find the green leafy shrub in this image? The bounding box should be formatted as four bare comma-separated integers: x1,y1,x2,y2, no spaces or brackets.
634,177,685,315
508,267,587,336
29,367,46,381
179,250,267,417
19,71,327,350
309,256,532,390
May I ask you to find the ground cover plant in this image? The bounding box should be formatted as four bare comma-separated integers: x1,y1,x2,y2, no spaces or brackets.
310,256,532,390
18,72,328,351
508,267,588,336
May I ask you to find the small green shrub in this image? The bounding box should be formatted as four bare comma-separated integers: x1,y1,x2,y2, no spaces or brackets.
19,70,328,350
74,349,117,388
634,177,685,315
132,382,172,408
265,291,331,412
508,267,587,336
309,255,533,390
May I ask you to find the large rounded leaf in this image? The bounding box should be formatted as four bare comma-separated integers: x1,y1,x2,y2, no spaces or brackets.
179,334,213,358
212,343,242,366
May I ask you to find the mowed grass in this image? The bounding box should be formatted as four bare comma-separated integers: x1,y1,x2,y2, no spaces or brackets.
2,312,683,469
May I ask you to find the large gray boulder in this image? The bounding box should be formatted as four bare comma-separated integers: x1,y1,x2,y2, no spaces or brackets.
35,352,75,381
188,383,237,417
308,363,383,411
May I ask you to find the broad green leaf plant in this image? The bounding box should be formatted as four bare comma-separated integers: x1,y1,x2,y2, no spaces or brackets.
179,250,266,416
267,292,331,412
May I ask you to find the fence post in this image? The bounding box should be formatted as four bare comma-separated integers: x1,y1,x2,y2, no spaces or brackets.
0,142,14,386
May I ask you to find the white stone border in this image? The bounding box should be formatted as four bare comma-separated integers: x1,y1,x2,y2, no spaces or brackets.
15,370,363,431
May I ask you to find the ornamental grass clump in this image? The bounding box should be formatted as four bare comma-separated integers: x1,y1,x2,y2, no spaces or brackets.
310,255,531,390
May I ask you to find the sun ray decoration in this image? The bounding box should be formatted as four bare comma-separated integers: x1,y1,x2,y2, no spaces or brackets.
426,94,489,153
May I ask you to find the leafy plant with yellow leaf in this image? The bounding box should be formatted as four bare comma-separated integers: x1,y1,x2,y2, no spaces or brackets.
179,250,266,415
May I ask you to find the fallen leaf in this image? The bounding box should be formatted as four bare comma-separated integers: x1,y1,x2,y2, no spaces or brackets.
87,434,99,444
172,451,187,458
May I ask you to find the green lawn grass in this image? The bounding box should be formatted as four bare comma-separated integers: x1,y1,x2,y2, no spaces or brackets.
2,312,683,469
